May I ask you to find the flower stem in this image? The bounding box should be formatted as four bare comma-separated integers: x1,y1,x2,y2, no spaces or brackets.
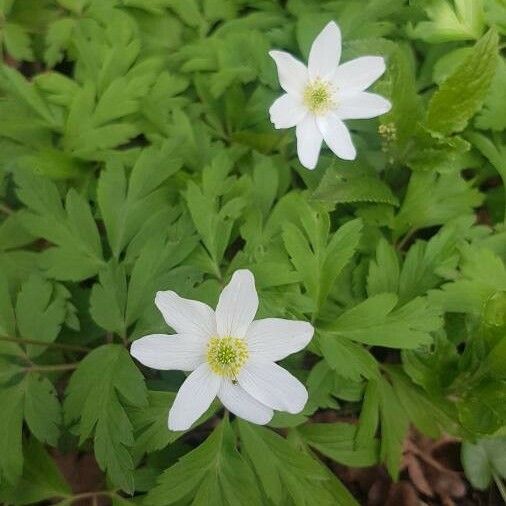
24,362,79,373
0,335,90,353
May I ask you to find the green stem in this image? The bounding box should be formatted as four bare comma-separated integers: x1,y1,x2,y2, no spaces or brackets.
0,335,90,353
24,362,79,373
55,490,116,505
396,227,417,251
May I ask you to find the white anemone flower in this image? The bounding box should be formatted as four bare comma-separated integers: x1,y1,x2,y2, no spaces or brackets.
269,21,392,169
130,270,314,431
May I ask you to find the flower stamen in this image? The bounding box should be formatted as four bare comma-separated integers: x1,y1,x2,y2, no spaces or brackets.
303,79,335,114
207,336,249,380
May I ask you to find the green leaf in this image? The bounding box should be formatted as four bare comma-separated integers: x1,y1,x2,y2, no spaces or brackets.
319,334,379,380
299,422,379,468
326,293,441,349
64,344,147,492
129,390,218,460
0,438,71,505
377,377,409,480
410,0,485,43
146,418,261,506
283,209,362,313
431,245,506,315
312,163,398,208
15,169,105,281
2,22,34,61
394,171,483,235
0,359,61,485
462,437,506,489
238,420,330,505
426,29,499,135
15,275,66,358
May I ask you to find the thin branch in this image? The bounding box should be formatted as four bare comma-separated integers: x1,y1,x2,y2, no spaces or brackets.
396,227,417,251
0,335,91,353
23,362,79,373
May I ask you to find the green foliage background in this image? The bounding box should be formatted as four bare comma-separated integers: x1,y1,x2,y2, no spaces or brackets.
0,0,505,503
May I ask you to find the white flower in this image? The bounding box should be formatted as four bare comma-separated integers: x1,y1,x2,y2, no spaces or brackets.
269,21,392,169
130,270,314,431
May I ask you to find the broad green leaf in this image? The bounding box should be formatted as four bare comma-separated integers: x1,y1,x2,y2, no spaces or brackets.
426,29,499,135
64,344,147,492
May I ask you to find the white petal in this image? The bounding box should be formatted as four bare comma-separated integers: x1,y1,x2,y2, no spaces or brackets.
269,94,307,129
218,381,273,425
333,56,386,93
130,333,206,371
296,115,323,170
308,21,341,80
269,50,308,96
246,318,314,362
168,364,221,431
238,360,308,414
216,270,258,338
337,92,391,120
317,114,356,160
155,291,216,338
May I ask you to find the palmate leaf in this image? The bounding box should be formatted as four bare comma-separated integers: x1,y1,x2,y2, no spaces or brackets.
324,293,441,349
394,171,483,236
298,422,378,468
430,245,506,315
97,140,182,258
0,355,61,485
410,0,485,43
64,344,147,493
15,169,105,281
146,417,262,506
238,420,335,506
368,224,459,303
282,198,362,314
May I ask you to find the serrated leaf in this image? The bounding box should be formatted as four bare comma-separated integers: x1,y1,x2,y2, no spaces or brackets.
16,275,66,358
299,422,379,468
15,169,105,281
410,0,485,43
64,344,147,492
426,29,498,135
238,420,328,505
0,438,71,505
326,293,441,349
147,418,261,506
312,163,398,207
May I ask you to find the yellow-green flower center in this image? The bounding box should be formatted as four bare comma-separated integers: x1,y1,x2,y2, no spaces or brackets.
303,79,334,114
207,336,249,379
